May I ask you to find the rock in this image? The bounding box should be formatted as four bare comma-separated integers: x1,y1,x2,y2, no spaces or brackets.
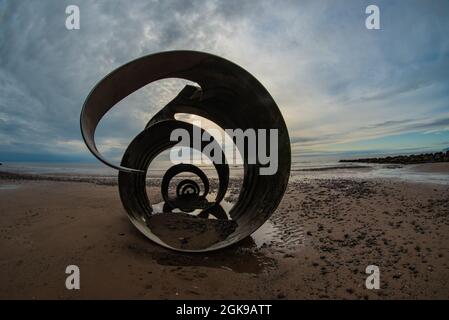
339,150,449,164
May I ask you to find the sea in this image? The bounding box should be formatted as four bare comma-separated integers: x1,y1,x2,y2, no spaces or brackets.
1,157,448,185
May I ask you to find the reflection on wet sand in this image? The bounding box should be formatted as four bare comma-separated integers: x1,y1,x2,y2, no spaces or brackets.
150,237,276,274
144,215,305,273
147,212,237,251
0,184,19,190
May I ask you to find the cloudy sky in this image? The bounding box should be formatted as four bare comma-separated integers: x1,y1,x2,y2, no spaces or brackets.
1,0,449,164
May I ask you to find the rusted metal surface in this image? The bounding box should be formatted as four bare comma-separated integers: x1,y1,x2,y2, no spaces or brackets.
80,51,291,252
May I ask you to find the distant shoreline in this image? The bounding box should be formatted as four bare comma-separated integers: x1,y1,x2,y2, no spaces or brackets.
2,162,448,186
340,151,449,165
0,170,118,185
0,171,241,189
291,165,371,172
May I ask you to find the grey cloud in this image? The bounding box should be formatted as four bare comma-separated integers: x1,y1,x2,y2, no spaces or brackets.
0,0,258,161
291,116,449,150
360,117,449,134
1,0,449,161
360,119,418,130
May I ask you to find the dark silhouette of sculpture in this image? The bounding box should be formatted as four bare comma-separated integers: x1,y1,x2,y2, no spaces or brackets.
80,51,291,252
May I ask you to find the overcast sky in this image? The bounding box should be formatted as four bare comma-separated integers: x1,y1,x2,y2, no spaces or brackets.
1,0,449,164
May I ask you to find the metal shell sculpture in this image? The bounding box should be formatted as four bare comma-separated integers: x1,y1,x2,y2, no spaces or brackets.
80,51,290,252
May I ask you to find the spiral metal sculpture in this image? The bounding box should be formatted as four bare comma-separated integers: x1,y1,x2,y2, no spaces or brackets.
80,51,291,252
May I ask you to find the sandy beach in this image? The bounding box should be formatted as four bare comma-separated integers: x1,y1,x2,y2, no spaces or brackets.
1,164,449,299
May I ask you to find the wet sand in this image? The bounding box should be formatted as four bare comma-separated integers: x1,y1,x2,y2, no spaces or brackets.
0,172,448,299
410,162,449,174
